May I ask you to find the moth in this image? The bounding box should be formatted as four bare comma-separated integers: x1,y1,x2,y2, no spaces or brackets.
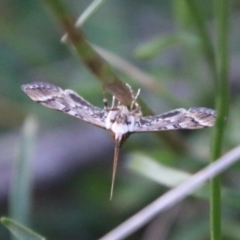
21,82,216,199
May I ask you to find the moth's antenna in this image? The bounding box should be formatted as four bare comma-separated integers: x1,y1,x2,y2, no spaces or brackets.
110,140,120,200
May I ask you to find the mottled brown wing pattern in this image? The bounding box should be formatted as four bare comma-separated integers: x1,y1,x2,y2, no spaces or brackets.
134,107,216,132
22,81,216,200
21,82,107,128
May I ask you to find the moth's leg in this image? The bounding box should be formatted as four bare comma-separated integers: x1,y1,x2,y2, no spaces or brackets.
131,88,141,110
133,104,142,118
125,83,141,111
110,96,116,109
103,97,108,108
102,89,108,108
135,88,141,101
125,83,134,100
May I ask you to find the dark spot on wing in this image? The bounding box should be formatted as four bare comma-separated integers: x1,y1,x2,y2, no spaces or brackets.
139,118,151,126
69,93,90,107
160,110,181,119
36,99,55,104
62,107,70,112
190,107,216,116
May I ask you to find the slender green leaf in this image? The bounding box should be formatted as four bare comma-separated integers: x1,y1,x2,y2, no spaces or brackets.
101,145,240,240
128,153,240,209
1,217,46,240
62,0,106,41
135,33,200,60
9,116,38,226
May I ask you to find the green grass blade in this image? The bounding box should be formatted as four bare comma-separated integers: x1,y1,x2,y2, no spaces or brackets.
210,0,230,239
62,0,106,41
43,0,133,106
101,145,240,240
181,0,230,238
128,153,240,209
1,217,45,240
9,115,38,226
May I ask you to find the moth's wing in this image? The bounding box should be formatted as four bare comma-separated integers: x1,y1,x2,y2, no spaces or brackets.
134,108,216,132
21,82,106,128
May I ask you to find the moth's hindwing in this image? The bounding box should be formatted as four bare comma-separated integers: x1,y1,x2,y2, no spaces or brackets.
21,82,106,128
134,107,216,132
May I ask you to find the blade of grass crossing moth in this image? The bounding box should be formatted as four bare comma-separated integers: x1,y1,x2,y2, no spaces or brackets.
110,141,120,200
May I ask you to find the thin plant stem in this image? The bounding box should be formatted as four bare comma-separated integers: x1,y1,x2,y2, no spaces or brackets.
185,0,217,82
210,0,230,239
62,0,106,42
43,0,133,106
75,0,106,27
184,1,230,238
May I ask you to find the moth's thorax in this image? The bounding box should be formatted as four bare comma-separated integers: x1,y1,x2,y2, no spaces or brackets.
105,106,135,141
